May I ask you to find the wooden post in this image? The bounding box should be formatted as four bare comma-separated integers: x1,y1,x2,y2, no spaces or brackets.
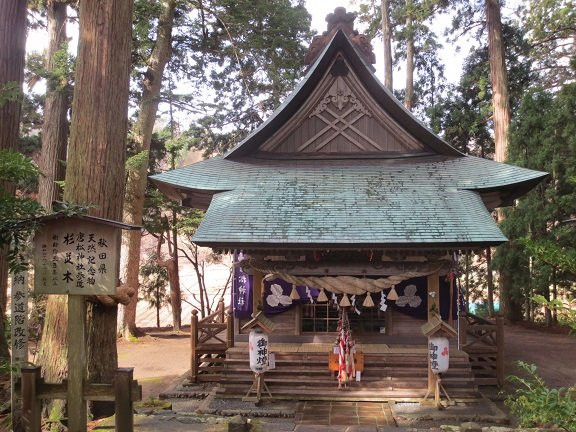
190,309,199,382
20,366,42,432
427,272,440,320
226,308,234,348
253,270,263,311
459,314,468,348
67,295,87,432
496,316,504,387
114,368,134,432
218,298,225,323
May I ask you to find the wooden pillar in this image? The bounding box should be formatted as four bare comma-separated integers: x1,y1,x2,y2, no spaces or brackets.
20,366,41,432
218,297,225,323
496,316,504,387
253,270,263,312
114,368,134,432
459,314,468,348
190,310,198,382
226,308,234,348
427,271,440,320
67,295,87,432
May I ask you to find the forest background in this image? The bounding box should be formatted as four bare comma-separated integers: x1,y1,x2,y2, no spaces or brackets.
1,0,575,423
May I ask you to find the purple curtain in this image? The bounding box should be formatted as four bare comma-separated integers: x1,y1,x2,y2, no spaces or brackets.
232,252,253,319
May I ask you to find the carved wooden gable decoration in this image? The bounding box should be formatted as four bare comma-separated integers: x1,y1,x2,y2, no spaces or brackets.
259,56,429,156
225,8,457,161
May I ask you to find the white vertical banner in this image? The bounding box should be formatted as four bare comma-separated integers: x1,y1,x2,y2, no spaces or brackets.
11,271,29,364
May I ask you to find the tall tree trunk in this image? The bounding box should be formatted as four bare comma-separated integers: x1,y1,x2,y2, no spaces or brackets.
37,1,69,208
404,0,415,110
169,216,181,329
485,0,510,164
381,0,393,90
35,4,72,423
0,0,28,362
485,248,495,317
486,0,513,320
64,0,133,418
121,0,176,340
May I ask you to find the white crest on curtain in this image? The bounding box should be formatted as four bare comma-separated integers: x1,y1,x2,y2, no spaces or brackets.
266,283,293,307
395,284,422,308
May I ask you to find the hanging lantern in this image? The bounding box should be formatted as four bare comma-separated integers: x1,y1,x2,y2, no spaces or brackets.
249,329,269,373
317,288,328,302
339,293,351,307
290,284,300,300
363,292,374,307
388,285,399,301
428,336,450,374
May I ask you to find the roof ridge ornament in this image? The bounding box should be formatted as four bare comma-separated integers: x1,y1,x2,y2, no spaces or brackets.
305,7,376,68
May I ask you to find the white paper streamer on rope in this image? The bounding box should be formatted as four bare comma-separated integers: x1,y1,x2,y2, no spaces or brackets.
351,295,360,315
305,286,314,303
380,291,388,312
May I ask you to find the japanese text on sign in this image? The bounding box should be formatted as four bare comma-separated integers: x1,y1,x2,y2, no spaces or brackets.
11,272,28,363
34,220,119,295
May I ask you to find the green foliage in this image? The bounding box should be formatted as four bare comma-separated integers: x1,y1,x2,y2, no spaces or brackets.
355,0,448,121
0,149,43,273
521,0,576,88
132,0,313,156
140,260,170,314
0,149,39,183
125,150,150,172
505,361,576,432
437,23,533,156
533,294,576,333
0,81,23,107
494,84,576,316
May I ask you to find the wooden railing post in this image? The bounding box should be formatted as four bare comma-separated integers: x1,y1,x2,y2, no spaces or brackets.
115,368,134,432
218,298,225,323
20,366,41,432
226,308,234,348
191,310,199,382
496,316,504,387
459,314,468,348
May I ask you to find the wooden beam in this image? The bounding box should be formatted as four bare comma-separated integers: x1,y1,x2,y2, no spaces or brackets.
67,295,87,432
427,272,440,320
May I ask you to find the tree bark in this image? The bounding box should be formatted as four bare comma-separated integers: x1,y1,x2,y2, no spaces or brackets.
0,0,28,361
36,6,71,420
381,0,393,90
37,1,69,208
486,0,512,320
485,0,510,163
404,0,415,110
121,0,176,340
64,0,133,418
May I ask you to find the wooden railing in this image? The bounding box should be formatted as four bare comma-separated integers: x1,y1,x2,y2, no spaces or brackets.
190,298,234,383
459,312,504,387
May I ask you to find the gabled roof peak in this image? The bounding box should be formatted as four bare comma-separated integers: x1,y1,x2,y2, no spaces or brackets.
305,7,375,68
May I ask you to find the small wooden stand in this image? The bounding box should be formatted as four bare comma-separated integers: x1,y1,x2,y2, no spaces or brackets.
243,372,271,403
421,313,457,409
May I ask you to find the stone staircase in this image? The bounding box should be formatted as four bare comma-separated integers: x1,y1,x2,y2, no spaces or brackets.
217,344,479,401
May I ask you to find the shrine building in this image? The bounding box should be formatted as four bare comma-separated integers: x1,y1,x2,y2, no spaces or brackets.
150,8,547,399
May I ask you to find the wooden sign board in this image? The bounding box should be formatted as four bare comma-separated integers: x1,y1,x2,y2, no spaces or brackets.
34,218,120,295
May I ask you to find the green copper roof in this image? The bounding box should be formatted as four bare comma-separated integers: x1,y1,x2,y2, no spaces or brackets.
149,29,548,249
150,156,547,248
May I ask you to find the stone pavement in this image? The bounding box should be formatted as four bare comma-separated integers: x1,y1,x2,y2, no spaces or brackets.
92,384,508,431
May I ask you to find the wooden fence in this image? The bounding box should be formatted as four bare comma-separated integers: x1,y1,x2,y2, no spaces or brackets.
190,299,234,382
459,312,504,387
